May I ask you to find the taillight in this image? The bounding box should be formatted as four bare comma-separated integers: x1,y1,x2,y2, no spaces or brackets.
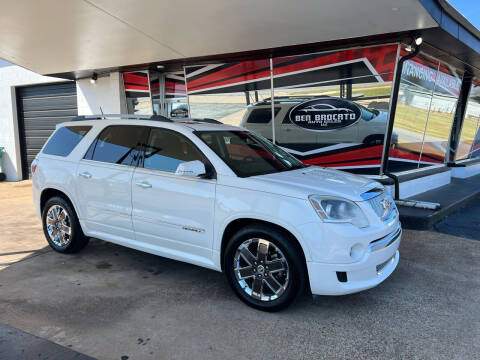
31,159,38,175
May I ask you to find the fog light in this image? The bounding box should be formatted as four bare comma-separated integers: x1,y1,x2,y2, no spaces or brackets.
336,271,347,283
350,243,365,260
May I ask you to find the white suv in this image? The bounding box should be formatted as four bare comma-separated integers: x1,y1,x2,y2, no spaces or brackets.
240,97,389,146
32,114,401,311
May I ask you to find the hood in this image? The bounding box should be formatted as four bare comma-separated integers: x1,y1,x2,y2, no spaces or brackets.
231,166,383,202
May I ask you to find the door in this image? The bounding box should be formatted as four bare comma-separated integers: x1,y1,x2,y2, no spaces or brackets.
16,82,77,179
276,107,319,146
75,125,147,240
132,127,216,266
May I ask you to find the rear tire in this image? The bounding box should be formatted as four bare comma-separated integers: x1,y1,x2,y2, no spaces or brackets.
224,224,306,311
42,196,89,253
0,173,5,181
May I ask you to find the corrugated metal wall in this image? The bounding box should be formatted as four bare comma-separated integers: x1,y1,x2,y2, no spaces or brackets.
16,82,78,179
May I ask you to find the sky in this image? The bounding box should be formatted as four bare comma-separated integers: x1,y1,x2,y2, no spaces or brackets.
448,0,480,30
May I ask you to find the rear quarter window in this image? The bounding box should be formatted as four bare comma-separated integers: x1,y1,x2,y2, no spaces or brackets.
43,126,92,157
246,108,280,124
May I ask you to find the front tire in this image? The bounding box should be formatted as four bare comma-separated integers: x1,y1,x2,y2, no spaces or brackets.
224,224,306,311
42,196,89,253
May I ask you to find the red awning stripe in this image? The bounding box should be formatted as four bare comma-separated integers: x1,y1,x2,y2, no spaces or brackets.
186,45,398,93
124,84,149,91
188,70,271,92
187,60,270,90
123,73,149,86
296,145,383,163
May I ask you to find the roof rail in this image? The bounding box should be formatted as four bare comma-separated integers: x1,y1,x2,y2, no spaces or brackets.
201,118,223,124
169,117,223,124
71,114,173,122
184,118,223,124
252,95,330,106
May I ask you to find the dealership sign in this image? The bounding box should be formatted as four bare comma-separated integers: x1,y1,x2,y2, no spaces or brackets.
288,98,362,131
402,60,461,96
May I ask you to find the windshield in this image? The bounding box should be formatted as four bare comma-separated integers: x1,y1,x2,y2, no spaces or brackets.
195,130,307,177
357,103,380,120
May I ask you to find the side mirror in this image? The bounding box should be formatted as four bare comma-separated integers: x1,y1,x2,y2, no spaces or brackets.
175,160,206,177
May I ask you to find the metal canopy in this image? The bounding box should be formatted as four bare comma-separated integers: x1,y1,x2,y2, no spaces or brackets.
0,0,438,76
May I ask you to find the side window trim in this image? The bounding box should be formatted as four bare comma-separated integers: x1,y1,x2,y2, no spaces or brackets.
136,126,151,169
83,137,99,161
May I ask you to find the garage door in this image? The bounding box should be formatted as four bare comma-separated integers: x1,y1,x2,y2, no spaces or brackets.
16,82,78,179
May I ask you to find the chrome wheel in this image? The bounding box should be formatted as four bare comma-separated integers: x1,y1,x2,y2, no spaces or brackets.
45,205,72,247
233,238,289,302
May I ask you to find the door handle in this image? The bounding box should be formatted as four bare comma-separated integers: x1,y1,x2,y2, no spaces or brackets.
79,171,92,179
135,181,152,189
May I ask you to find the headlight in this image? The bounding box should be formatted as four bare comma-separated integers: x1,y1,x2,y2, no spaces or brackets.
309,195,369,228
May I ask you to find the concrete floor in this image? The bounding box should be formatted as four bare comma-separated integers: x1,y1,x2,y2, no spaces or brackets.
0,181,479,360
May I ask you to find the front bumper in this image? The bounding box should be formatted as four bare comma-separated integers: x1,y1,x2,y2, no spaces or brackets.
307,227,401,295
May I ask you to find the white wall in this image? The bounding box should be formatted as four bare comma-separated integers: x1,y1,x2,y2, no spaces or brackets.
0,65,65,181
0,68,125,181
76,72,125,115
399,170,452,199
451,163,480,178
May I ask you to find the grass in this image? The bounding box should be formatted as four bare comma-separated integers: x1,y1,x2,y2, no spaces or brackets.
394,104,479,140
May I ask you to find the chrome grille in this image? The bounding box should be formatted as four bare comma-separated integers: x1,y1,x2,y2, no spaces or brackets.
367,192,396,221
369,227,402,252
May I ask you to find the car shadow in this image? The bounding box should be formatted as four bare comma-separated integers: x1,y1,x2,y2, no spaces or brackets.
0,248,51,267
0,235,447,317
58,238,398,314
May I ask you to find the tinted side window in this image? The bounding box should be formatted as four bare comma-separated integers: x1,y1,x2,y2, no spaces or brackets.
143,128,204,172
90,126,145,165
246,108,280,124
43,126,92,157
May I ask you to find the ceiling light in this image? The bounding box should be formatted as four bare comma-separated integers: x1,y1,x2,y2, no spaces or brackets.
90,73,98,84
157,65,165,69
415,37,423,46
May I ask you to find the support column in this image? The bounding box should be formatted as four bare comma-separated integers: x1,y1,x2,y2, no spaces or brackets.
447,72,473,164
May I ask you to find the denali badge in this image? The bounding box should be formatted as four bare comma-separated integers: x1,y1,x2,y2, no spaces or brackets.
380,197,392,217
288,98,362,131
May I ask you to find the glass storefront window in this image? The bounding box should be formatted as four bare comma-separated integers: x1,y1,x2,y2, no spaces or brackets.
186,60,273,139
271,44,398,174
420,73,460,164
164,72,188,118
150,72,160,115
456,81,480,160
388,51,462,173
123,71,153,115
122,46,468,176
184,45,399,174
